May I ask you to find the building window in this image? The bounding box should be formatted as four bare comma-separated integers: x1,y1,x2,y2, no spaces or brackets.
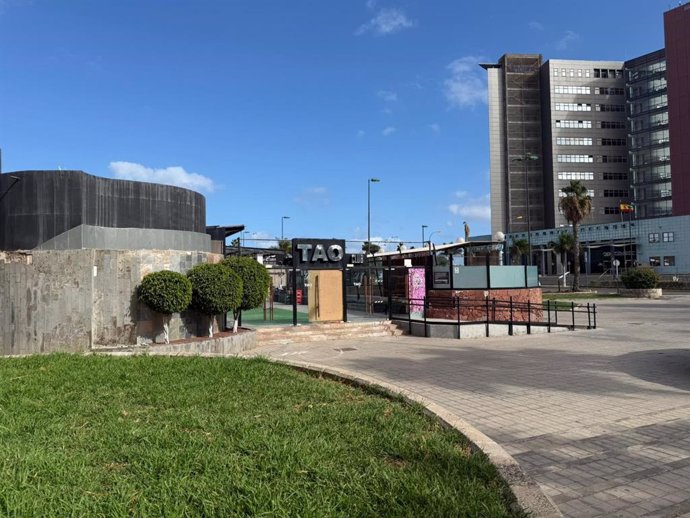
601,155,627,163
598,121,626,129
603,189,629,197
594,87,625,95
604,207,621,214
555,85,591,94
599,138,627,146
585,70,591,78
560,189,594,197
663,256,675,267
649,233,660,243
556,137,593,146
554,103,592,111
557,154,594,163
649,256,661,267
595,104,625,112
556,120,592,129
558,172,594,180
603,172,628,180
662,232,674,242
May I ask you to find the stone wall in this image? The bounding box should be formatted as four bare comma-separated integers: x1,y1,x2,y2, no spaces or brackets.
426,288,543,322
0,249,223,356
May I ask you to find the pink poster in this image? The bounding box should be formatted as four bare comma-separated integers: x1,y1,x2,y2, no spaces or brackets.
408,267,426,318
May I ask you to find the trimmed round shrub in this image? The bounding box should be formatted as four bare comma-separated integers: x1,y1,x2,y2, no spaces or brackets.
187,263,243,316
221,257,271,310
621,267,660,289
139,270,192,315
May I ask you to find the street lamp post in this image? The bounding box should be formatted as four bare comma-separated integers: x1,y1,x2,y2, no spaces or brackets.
367,178,380,254
421,224,428,248
511,154,539,266
281,216,290,240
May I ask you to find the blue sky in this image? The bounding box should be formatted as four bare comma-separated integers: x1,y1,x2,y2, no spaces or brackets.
0,0,669,249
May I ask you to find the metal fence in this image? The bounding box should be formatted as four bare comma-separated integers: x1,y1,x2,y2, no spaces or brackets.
391,296,597,338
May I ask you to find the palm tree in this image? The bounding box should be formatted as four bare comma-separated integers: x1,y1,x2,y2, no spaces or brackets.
509,238,529,265
548,232,574,282
559,180,593,291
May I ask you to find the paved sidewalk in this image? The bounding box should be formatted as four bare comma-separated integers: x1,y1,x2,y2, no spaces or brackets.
244,294,690,518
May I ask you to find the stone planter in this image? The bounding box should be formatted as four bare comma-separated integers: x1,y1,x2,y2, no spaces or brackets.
620,288,663,299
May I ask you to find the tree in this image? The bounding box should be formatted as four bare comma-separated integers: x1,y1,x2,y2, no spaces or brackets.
509,238,529,265
558,180,593,291
221,257,271,332
187,263,242,337
362,241,381,254
138,270,192,344
548,232,575,280
277,239,291,254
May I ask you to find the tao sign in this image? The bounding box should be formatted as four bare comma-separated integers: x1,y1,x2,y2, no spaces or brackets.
292,239,346,269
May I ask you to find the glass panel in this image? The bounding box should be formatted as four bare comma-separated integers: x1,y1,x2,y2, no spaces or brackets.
489,265,525,288
527,266,539,287
453,266,487,289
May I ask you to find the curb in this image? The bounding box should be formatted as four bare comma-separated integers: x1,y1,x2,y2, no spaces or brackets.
266,356,563,518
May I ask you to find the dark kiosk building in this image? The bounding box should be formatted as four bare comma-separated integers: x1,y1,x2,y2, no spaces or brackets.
0,170,206,250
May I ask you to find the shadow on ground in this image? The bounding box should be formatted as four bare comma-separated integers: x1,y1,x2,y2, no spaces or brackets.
614,348,690,392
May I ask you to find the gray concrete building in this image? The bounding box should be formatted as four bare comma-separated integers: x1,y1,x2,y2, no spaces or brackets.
482,56,631,236
541,59,630,229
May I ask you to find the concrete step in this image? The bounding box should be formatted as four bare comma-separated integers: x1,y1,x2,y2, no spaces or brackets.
255,321,404,346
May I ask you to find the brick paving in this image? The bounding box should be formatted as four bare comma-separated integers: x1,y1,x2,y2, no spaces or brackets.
244,294,690,517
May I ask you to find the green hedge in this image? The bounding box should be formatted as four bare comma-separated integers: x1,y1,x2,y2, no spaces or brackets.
187,263,243,316
621,267,660,289
138,270,192,315
221,257,271,311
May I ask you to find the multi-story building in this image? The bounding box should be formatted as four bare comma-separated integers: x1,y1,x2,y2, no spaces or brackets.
482,57,631,235
541,59,630,228
488,3,690,275
482,55,544,237
626,50,670,220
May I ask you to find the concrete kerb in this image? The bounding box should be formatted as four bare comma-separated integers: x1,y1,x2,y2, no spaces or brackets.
265,356,562,518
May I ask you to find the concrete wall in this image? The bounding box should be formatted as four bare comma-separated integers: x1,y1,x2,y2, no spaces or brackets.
0,249,222,356
36,225,211,252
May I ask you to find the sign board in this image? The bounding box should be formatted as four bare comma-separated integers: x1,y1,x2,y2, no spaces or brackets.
292,238,346,269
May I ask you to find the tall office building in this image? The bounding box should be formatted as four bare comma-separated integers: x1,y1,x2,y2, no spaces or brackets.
541,59,629,228
481,55,544,237
625,49,670,219
664,3,690,216
482,57,631,234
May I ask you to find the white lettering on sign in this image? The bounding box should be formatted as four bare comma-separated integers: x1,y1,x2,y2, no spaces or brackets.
295,243,344,263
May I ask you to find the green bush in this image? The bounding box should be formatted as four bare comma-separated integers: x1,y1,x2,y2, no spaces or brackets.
221,257,271,311
138,270,192,315
621,267,660,289
187,263,243,316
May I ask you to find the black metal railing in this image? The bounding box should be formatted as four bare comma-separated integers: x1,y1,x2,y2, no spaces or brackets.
390,296,596,338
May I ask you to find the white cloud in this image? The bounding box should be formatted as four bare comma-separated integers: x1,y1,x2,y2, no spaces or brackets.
556,30,579,50
357,129,366,138
429,123,441,134
377,90,398,102
382,126,397,136
357,8,416,36
108,161,215,193
455,190,468,199
529,21,544,31
444,56,487,109
448,193,491,221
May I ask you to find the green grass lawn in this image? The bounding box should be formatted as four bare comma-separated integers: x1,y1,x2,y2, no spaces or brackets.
543,292,621,301
241,306,309,326
0,355,521,517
